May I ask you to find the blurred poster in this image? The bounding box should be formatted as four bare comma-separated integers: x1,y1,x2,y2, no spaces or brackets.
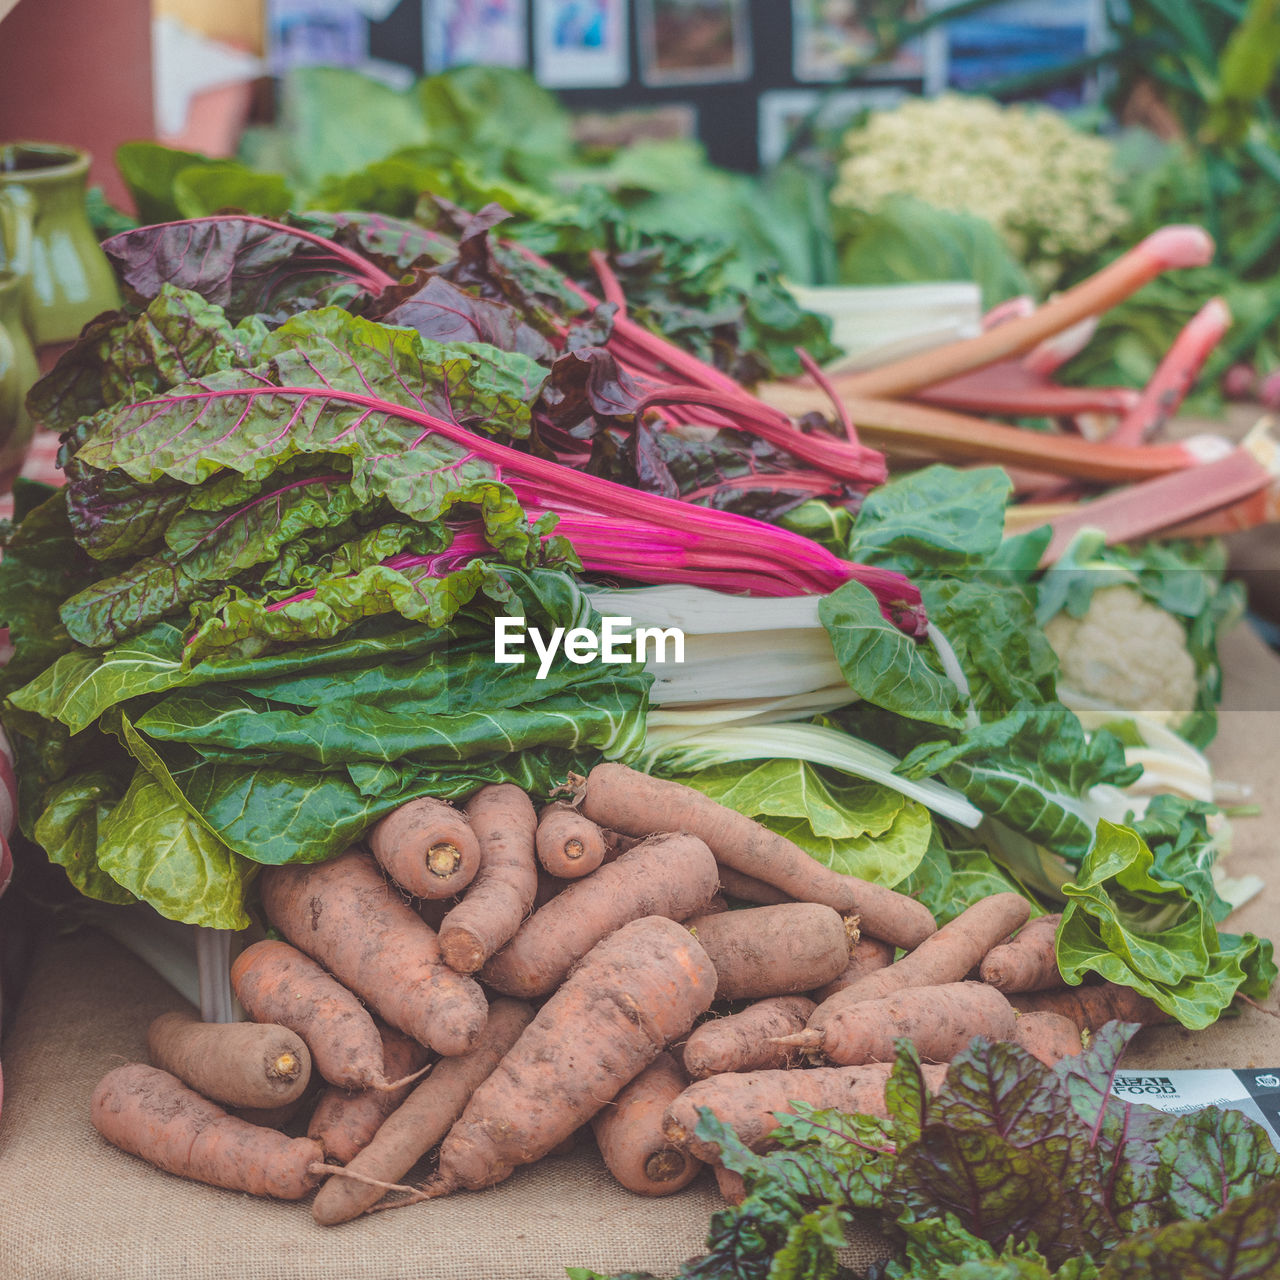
758,85,905,166
425,0,529,72
637,0,752,87
927,0,1107,105
533,0,630,87
268,0,369,73
792,1,926,82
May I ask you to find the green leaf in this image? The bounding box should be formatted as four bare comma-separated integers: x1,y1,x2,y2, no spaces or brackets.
172,162,295,220
96,767,253,929
1056,820,1277,1029
669,757,930,885
1098,1178,1280,1279
33,771,138,905
115,140,212,224
819,580,965,729
849,466,1014,577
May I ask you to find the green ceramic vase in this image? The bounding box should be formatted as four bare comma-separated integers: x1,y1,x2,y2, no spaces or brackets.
0,141,121,348
0,268,40,490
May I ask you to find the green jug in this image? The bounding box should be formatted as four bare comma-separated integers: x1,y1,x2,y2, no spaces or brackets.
0,141,121,349
0,268,40,491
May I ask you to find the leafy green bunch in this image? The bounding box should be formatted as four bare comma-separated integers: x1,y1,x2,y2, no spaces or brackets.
573,1022,1280,1280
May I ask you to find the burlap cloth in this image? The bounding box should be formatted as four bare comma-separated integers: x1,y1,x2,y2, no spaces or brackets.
1,625,1277,1280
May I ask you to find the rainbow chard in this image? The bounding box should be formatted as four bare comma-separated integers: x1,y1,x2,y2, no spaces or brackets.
61,308,924,657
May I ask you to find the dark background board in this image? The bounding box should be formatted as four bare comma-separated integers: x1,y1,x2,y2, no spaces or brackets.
364,1,916,172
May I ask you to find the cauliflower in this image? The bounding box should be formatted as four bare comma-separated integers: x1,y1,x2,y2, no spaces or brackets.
831,94,1129,290
1044,584,1198,715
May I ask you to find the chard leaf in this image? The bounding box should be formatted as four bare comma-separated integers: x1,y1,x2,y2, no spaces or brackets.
33,771,137,905
1097,1179,1280,1280
1056,820,1277,1028
820,580,966,729
668,756,930,885
288,209,457,272
101,215,391,325
381,274,557,361
1158,1108,1280,1221
96,767,253,929
849,465,1013,577
900,703,1139,860
58,472,377,646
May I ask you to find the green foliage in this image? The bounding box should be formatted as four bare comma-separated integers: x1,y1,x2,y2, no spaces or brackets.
579,1025,1280,1280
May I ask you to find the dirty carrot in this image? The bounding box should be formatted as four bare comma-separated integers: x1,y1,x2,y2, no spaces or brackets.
91,1063,324,1200
230,938,389,1090
813,935,896,1003
591,1051,703,1197
437,784,539,975
777,981,1017,1066
481,832,720,999
306,1023,431,1165
1012,1010,1084,1067
259,848,489,1056
369,796,481,899
686,902,851,1002
580,763,935,950
802,892,1031,1045
536,800,607,879
682,996,816,1079
979,913,1063,993
311,998,536,1226
663,1061,949,1163
146,1010,311,1110
426,915,717,1195
1009,983,1168,1031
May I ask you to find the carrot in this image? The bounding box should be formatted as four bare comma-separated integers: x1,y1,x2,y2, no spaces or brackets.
778,981,1017,1066
580,763,935,950
437,783,539,974
716,865,793,906
146,1010,311,1110
230,938,388,1090
1009,983,1168,1031
480,832,720,999
797,892,1031,1050
979,913,1063,993
536,800,607,878
259,848,489,1056
1012,1010,1083,1067
812,934,896,1002
663,1061,949,1163
311,998,536,1225
682,996,816,1079
686,902,852,1002
427,915,718,1195
91,1063,324,1200
369,795,481,900
306,1023,431,1164
591,1051,703,1197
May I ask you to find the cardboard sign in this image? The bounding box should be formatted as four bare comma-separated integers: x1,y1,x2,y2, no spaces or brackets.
1111,1069,1280,1148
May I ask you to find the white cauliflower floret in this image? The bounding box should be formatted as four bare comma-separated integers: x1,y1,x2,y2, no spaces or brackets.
1044,584,1197,714
831,94,1129,290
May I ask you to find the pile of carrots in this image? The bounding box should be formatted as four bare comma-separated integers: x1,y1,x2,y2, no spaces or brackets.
89,764,1163,1223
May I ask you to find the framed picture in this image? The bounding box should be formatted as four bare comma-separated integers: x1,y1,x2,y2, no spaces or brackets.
267,0,369,73
425,0,529,73
757,85,907,167
636,0,752,87
792,0,927,83
924,0,1108,105
532,0,630,88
